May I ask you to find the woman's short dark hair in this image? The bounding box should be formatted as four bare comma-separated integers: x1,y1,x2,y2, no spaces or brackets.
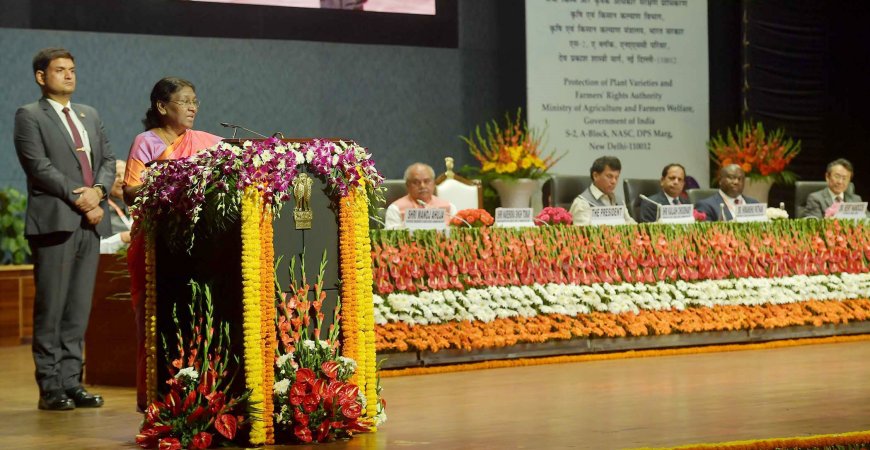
142,77,195,130
32,48,74,74
590,156,622,177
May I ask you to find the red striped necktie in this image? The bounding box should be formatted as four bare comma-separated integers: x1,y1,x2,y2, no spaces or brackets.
62,107,94,187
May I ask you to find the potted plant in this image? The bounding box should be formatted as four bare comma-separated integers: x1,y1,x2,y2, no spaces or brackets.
707,121,801,203
0,186,32,346
461,109,561,209
0,186,29,265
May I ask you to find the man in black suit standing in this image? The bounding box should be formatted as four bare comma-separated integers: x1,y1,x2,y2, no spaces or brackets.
639,163,687,223
695,164,759,221
14,48,114,410
800,158,864,218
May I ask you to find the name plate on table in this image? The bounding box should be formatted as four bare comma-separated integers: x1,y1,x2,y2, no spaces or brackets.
405,208,446,231
658,204,695,224
590,205,626,226
733,203,768,222
495,208,535,228
834,202,868,220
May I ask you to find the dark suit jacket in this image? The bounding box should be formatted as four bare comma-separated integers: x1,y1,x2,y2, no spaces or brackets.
800,189,864,218
694,192,759,221
639,190,687,223
14,98,114,237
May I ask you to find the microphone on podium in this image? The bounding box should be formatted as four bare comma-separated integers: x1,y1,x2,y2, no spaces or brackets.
416,199,472,228
220,122,269,139
639,194,662,221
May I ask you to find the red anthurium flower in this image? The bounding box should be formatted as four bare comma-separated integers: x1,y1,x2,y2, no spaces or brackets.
340,401,362,419
215,413,238,440
294,424,313,443
189,432,212,450
296,368,316,385
321,361,340,380
294,409,310,427
302,392,321,413
315,419,332,442
157,438,182,450
186,405,206,424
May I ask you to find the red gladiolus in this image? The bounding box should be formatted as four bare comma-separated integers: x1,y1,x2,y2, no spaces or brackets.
190,432,212,450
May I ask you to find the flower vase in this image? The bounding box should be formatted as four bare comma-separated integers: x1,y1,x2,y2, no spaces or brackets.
491,178,539,208
743,178,773,204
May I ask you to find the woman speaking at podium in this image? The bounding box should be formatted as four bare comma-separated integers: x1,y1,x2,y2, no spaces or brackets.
122,77,223,411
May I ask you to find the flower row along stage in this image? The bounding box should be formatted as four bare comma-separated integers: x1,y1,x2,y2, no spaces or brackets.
370,220,870,359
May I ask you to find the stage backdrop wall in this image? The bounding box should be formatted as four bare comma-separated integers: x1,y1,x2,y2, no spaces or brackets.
526,0,710,187
0,1,522,192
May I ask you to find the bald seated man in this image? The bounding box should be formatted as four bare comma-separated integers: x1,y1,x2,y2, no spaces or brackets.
694,164,759,221
384,162,457,229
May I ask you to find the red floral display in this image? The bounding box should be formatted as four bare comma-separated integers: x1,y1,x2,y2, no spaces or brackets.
535,206,573,226
273,253,373,443
370,220,870,295
137,283,250,449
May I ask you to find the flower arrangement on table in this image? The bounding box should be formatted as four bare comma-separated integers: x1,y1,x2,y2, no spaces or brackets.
707,120,801,184
459,109,563,210
133,137,384,446
273,252,381,443
535,206,572,226
369,220,870,353
137,283,250,450
451,208,494,228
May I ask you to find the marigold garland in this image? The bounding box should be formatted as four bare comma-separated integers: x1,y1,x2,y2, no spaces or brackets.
144,231,157,406
259,206,276,444
240,187,265,445
338,187,379,426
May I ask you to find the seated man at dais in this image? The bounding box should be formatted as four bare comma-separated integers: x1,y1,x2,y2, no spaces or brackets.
570,155,636,226
800,158,865,218
695,164,759,221
384,162,458,229
639,163,688,223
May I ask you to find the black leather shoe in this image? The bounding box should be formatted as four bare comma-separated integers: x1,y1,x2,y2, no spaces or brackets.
65,386,104,408
38,390,75,411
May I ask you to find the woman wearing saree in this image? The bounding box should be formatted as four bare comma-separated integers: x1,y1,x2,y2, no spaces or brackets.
124,77,223,411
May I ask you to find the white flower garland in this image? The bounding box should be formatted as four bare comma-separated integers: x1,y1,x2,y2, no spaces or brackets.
373,273,870,326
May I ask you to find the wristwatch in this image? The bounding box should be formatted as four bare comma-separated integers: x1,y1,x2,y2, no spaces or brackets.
93,184,107,199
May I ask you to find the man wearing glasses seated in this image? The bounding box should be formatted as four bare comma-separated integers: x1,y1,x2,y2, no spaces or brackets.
800,158,865,218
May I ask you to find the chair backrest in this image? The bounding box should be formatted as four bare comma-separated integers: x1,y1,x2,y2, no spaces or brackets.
623,178,662,221
794,180,855,217
542,174,591,210
687,188,719,205
373,179,407,228
435,157,483,211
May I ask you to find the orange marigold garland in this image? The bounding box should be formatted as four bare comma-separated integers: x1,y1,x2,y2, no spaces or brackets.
259,206,276,444
339,192,360,374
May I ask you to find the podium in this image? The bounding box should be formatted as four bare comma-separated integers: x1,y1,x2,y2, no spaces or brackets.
136,138,382,446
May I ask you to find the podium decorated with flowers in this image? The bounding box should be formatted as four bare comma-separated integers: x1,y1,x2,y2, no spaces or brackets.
133,138,384,448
